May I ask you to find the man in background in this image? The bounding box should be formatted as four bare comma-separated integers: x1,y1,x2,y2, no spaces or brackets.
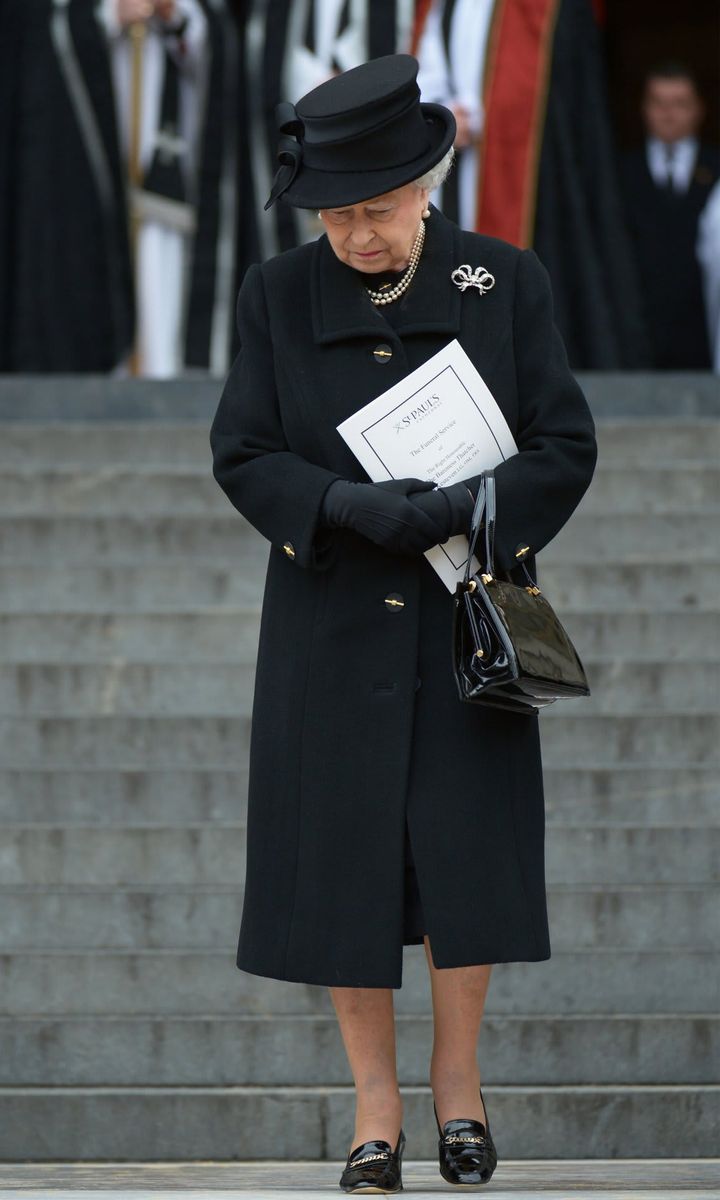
621,62,719,369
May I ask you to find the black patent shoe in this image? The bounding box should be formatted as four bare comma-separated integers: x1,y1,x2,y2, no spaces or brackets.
339,1127,406,1194
434,1086,498,1187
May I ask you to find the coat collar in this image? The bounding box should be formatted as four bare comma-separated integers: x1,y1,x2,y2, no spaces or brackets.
311,204,463,344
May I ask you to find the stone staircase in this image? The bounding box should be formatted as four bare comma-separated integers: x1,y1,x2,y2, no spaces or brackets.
0,381,718,1160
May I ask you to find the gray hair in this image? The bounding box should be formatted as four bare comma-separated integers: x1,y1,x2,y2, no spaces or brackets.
413,147,455,193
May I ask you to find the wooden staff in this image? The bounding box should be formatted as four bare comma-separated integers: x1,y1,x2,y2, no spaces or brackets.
128,20,146,376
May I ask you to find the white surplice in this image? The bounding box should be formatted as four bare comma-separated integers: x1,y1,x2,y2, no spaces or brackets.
416,0,495,230
97,0,207,376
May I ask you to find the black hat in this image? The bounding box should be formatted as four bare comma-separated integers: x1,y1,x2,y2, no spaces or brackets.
264,54,456,210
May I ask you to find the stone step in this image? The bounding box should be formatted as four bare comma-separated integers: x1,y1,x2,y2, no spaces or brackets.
0,462,716,513
579,464,719,509
1,947,715,1015
536,712,718,762
0,423,215,465
0,662,256,717
0,512,716,563
0,467,229,515
0,561,716,613
593,418,720,460
1,418,717,465
0,768,253,824
1,884,714,951
0,613,262,663
0,610,716,663
1,824,716,888
1,1013,715,1086
0,713,714,769
0,715,253,768
0,766,713,827
538,562,718,612
0,659,714,716
557,610,719,660
0,563,269,612
0,1082,717,1159
7,1161,719,1194
547,511,717,559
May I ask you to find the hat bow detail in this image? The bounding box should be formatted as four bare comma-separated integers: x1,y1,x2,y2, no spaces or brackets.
264,102,305,210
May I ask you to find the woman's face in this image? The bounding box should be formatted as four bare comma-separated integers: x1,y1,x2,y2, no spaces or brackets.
319,182,430,273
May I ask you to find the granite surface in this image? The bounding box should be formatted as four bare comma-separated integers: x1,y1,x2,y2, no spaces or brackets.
0,1159,718,1198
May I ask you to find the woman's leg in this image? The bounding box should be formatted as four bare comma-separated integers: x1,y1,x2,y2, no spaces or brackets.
329,986,403,1151
424,935,492,1127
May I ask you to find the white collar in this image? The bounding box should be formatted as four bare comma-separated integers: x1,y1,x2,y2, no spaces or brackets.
646,137,699,191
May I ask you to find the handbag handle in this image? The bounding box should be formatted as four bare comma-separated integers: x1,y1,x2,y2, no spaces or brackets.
464,470,496,582
463,468,539,590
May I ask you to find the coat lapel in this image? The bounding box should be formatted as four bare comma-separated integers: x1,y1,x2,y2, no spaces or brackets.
311,205,463,344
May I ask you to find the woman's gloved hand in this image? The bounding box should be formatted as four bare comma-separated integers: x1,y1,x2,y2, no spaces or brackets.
407,480,476,543
320,477,449,555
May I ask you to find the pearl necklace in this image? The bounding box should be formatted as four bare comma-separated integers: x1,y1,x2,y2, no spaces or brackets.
364,220,426,306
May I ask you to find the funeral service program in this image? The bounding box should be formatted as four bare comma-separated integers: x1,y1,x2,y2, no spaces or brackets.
337,340,518,590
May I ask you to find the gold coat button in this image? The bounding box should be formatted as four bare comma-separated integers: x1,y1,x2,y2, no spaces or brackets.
283,541,296,559
384,592,404,612
373,344,393,364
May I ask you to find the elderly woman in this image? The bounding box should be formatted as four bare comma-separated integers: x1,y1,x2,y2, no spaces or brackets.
210,54,597,1194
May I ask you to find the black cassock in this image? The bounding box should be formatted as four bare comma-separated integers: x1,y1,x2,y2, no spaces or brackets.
0,0,246,374
532,0,652,370
184,0,258,372
0,0,134,372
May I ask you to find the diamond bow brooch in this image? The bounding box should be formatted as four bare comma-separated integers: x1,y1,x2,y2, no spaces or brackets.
451,264,496,295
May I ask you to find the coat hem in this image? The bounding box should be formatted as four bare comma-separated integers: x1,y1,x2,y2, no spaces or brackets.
236,946,551,990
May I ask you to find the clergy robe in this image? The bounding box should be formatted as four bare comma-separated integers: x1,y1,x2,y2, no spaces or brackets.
414,0,651,369
0,0,134,372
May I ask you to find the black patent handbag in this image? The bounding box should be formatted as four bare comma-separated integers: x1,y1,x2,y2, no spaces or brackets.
452,469,591,713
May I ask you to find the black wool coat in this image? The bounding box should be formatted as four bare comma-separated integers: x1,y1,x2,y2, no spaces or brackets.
210,207,598,989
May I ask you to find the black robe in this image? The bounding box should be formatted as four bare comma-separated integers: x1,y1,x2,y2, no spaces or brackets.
0,0,246,375
0,0,134,372
184,0,252,371
532,0,652,369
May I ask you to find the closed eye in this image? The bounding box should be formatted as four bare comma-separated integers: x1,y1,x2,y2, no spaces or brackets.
326,208,394,222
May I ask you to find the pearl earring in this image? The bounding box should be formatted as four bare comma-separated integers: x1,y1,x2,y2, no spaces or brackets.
423,207,431,218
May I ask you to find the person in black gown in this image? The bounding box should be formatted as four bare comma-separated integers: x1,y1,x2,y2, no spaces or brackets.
620,62,720,369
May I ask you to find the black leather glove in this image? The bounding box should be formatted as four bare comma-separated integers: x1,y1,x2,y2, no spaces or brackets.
406,481,476,543
320,477,448,555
